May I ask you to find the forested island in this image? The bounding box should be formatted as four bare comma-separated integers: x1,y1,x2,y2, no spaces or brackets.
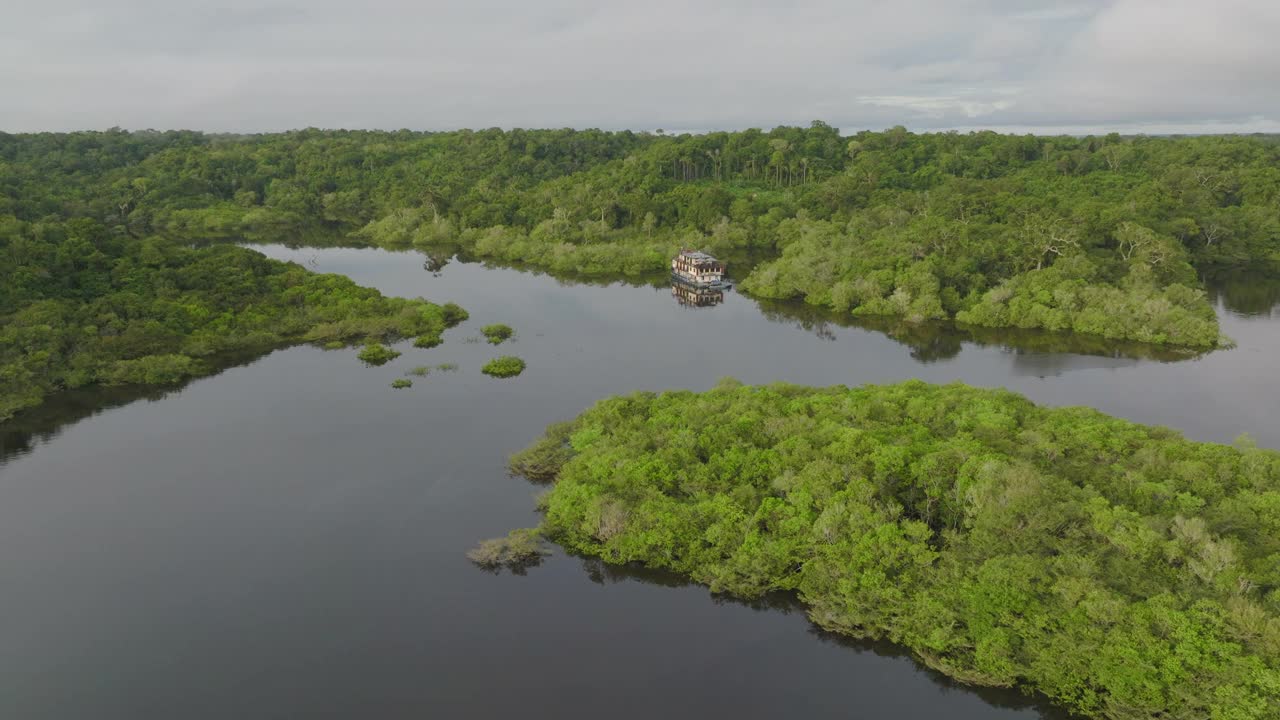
5,125,1276,352
509,380,1280,720
0,223,467,420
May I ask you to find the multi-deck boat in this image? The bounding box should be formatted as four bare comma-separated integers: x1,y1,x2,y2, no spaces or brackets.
671,249,726,287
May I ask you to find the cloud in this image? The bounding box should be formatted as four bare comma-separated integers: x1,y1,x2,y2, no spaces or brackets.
1012,0,1280,127
856,93,1018,120
0,0,1276,134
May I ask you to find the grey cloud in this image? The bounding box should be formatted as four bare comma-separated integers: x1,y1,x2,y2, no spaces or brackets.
1,0,1276,133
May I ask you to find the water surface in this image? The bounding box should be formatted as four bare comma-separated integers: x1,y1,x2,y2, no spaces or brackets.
3,246,1277,719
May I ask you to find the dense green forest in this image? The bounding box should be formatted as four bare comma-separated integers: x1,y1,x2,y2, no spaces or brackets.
5,125,1276,348
509,381,1280,719
0,214,467,421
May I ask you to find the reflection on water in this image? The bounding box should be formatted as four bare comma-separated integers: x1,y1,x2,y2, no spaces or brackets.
1207,266,1280,318
422,251,451,276
573,553,1069,718
671,280,725,308
0,346,282,464
805,627,1069,718
753,297,1208,366
0,384,178,462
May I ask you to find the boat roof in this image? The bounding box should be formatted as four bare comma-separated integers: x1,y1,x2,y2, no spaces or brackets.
679,250,720,261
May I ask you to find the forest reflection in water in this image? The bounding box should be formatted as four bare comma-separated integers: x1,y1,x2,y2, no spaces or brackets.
1206,266,1280,318
569,553,1069,718
0,346,282,463
751,297,1207,365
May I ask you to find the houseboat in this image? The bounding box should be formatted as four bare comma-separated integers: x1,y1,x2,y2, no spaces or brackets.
672,249,726,287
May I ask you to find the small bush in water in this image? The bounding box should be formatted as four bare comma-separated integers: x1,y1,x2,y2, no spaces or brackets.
390,378,413,389
358,342,401,366
467,528,546,570
481,323,515,345
482,356,526,378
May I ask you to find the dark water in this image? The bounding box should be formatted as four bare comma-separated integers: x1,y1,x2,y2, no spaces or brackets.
3,247,1278,720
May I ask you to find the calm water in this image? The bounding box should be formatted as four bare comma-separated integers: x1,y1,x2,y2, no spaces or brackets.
2,246,1278,720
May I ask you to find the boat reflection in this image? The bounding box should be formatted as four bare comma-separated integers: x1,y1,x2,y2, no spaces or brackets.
672,279,725,308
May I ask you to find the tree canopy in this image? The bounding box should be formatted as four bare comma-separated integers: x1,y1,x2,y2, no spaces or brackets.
0,213,465,420
511,380,1280,720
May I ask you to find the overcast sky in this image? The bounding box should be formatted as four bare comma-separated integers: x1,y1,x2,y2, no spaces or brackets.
3,0,1278,134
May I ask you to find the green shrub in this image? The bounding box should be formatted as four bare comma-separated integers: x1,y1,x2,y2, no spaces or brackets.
406,366,431,377
481,323,515,345
481,355,526,378
956,257,1220,348
434,362,459,372
442,302,469,326
508,421,576,482
102,354,201,385
390,378,413,389
413,333,443,348
467,528,547,570
357,342,401,366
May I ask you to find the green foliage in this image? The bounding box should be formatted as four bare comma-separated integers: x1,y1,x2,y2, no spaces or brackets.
481,356,526,378
513,381,1280,720
467,528,548,570
956,256,1221,347
102,354,201,386
508,421,577,482
481,323,515,345
3,127,1275,347
0,221,463,419
356,342,401,366
390,378,413,389
737,208,1227,347
413,333,443,348
434,362,459,372
441,302,470,325
405,366,431,377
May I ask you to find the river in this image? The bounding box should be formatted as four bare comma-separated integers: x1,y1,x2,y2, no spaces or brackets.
2,245,1277,719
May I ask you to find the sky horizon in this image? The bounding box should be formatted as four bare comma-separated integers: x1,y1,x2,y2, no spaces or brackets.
4,1,1278,135
11,121,1279,138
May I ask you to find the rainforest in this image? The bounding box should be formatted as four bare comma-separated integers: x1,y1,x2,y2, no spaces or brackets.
4,126,1278,358
510,380,1280,720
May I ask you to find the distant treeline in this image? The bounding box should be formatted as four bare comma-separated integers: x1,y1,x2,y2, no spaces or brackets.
4,125,1279,348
